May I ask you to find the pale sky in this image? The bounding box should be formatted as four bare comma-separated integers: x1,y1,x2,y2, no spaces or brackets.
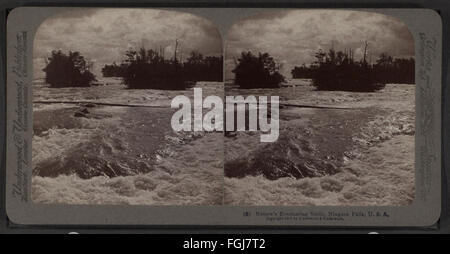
33,9,415,81
33,8,223,78
225,10,415,79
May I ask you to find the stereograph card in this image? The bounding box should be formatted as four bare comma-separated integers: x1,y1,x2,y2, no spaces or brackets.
5,7,442,227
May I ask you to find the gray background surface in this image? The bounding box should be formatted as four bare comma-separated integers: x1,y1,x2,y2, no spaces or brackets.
0,0,449,233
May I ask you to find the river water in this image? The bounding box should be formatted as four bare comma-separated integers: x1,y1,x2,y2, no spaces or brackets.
32,78,415,206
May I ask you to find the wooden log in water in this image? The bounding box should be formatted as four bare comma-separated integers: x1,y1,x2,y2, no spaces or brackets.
280,103,358,110
33,100,168,108
33,100,358,110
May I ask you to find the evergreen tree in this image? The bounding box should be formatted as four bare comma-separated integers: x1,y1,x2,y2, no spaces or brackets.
43,50,96,88
232,51,285,89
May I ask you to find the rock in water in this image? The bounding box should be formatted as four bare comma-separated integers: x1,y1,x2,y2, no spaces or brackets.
82,103,96,108
73,108,89,118
224,134,340,180
73,111,86,118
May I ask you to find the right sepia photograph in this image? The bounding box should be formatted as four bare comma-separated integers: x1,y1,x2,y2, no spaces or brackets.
224,10,415,206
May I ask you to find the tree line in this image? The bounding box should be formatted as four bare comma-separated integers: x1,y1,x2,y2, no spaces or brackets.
232,51,285,89
43,50,96,88
291,47,414,92
42,43,413,92
101,62,127,77
43,44,222,89
101,49,223,89
117,48,223,89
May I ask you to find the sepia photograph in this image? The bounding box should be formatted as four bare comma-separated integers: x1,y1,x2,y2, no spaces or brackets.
4,4,445,229
224,10,415,206
4,2,446,231
31,8,416,207
31,8,224,205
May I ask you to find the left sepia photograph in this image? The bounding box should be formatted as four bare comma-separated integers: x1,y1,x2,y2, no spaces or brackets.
31,8,225,205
